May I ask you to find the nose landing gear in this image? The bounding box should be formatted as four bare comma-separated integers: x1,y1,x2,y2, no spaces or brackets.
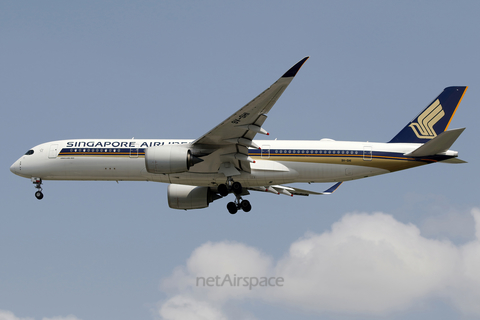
32,178,43,200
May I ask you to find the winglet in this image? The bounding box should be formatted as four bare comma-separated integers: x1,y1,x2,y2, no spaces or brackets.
282,57,309,78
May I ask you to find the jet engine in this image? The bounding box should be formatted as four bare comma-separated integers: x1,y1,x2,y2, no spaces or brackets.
145,146,203,174
167,184,220,210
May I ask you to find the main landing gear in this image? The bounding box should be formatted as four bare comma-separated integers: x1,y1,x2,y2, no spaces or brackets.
32,178,44,200
227,196,251,214
217,180,252,214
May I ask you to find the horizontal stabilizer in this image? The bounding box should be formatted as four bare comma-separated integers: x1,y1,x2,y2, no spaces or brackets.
439,158,467,164
405,128,465,157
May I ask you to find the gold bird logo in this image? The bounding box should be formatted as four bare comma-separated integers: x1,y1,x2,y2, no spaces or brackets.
409,99,444,139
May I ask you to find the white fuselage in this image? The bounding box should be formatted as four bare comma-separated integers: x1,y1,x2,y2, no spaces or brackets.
10,138,440,187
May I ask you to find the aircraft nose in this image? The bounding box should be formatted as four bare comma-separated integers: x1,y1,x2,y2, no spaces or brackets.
10,160,19,175
10,162,17,174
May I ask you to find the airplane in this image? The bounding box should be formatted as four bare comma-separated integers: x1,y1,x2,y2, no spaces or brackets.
10,57,468,214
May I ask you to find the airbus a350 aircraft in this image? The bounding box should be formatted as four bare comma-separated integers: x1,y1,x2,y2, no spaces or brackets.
10,57,467,214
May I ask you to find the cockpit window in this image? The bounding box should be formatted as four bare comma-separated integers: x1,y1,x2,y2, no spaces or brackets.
25,150,34,155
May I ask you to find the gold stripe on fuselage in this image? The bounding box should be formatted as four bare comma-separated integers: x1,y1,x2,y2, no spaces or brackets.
251,154,431,172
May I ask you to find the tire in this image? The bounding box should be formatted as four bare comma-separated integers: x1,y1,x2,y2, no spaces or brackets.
231,181,242,195
227,202,237,214
218,184,229,197
35,191,44,200
240,200,251,212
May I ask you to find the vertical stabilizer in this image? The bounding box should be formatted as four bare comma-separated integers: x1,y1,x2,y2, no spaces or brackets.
389,86,467,143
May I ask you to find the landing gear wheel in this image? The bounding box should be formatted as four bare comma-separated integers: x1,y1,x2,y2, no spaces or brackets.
231,181,243,195
227,202,238,214
218,184,229,197
240,200,251,212
35,191,44,200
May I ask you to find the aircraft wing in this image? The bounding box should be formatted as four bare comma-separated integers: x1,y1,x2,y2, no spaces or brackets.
248,182,343,196
190,57,309,174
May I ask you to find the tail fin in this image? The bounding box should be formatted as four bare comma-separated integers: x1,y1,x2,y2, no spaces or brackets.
389,86,467,143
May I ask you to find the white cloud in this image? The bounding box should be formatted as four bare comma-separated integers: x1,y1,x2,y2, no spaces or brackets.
270,212,460,314
443,208,480,316
0,310,80,320
161,241,273,303
42,316,82,320
158,208,480,319
0,310,34,320
158,295,227,320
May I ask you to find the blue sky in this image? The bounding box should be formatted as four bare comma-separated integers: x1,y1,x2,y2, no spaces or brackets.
1,1,480,320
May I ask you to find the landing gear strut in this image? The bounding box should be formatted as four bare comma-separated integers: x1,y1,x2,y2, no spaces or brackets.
32,178,44,200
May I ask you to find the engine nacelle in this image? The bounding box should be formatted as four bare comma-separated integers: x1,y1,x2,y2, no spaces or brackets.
145,146,202,174
168,184,217,210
